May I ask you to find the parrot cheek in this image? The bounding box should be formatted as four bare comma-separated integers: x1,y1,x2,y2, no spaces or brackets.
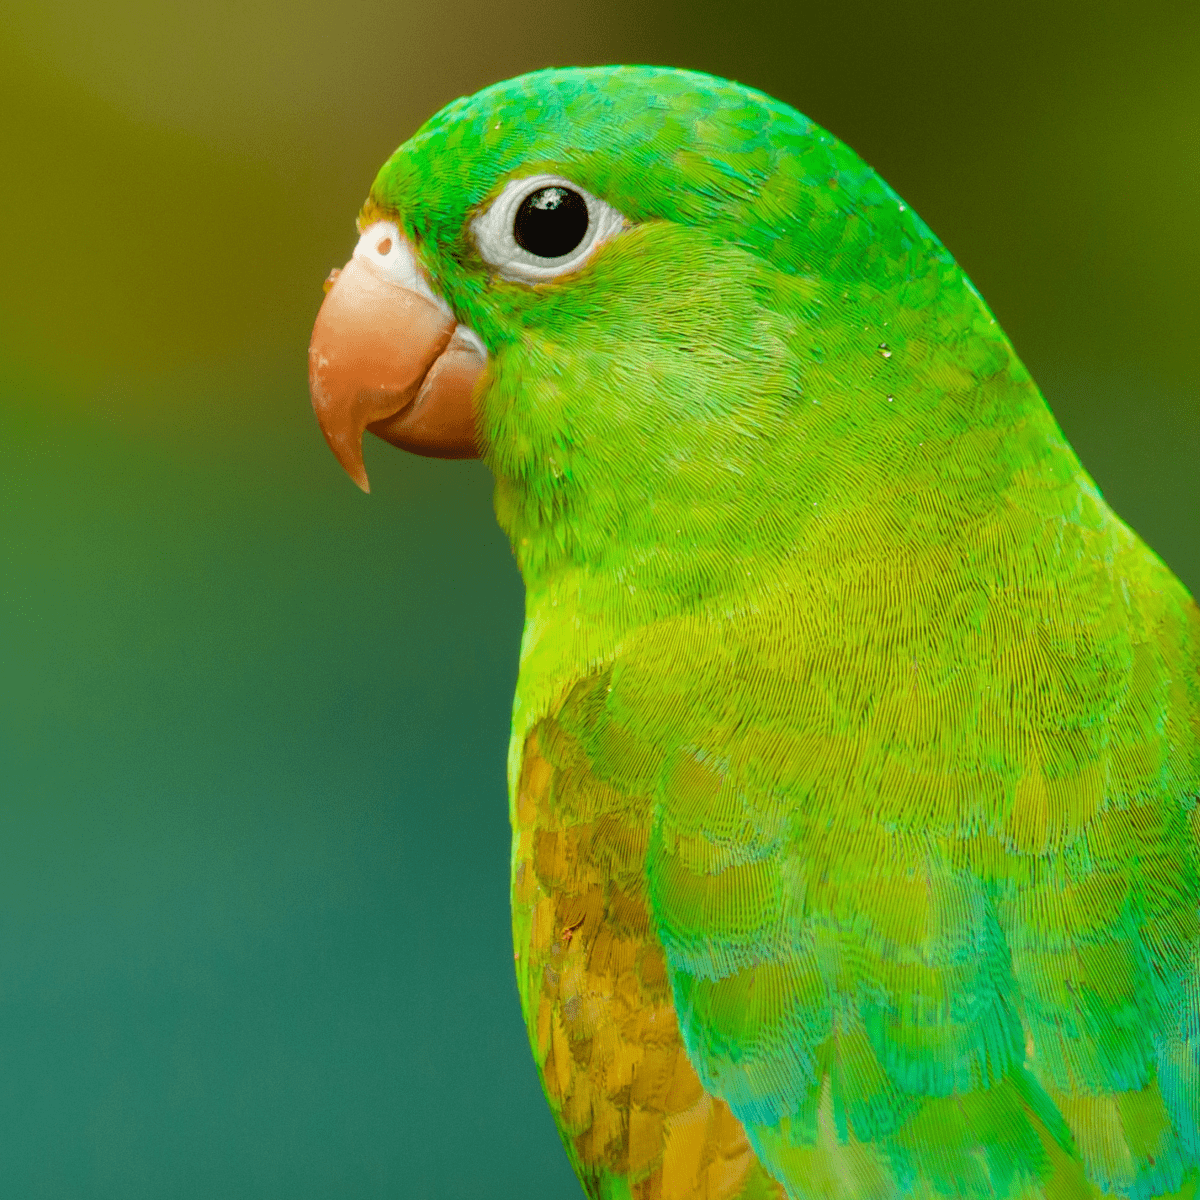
308,255,484,493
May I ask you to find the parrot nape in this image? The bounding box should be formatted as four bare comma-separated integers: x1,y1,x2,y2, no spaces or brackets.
307,66,1200,1200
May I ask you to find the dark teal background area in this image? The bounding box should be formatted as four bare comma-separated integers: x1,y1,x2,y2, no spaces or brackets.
1,1,1196,1196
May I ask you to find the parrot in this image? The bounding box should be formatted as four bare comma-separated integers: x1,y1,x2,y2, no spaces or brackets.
307,65,1200,1200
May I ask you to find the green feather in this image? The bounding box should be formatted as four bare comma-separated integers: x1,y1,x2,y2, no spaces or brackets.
365,65,1200,1199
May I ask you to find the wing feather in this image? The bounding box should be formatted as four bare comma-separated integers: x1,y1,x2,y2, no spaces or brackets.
557,512,1200,1200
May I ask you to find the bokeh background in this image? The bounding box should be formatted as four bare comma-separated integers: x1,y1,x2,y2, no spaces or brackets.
1,0,1197,1196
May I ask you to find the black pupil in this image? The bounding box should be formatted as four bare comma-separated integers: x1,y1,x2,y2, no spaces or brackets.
513,187,589,258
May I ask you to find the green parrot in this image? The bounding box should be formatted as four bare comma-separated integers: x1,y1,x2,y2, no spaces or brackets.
307,65,1200,1200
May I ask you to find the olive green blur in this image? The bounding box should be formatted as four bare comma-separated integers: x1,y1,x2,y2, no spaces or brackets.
0,2,1196,1198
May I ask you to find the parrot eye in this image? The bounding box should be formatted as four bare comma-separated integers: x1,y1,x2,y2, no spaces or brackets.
513,187,589,257
471,174,625,284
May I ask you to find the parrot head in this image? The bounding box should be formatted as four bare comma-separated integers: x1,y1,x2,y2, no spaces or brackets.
310,65,1026,607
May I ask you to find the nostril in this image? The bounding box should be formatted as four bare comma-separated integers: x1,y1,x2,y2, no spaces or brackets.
376,237,393,255
322,267,341,294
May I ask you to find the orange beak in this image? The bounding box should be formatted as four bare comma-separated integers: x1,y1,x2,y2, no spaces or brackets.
308,251,486,492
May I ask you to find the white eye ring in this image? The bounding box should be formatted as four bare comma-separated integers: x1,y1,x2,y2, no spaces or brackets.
471,174,626,284
352,220,452,316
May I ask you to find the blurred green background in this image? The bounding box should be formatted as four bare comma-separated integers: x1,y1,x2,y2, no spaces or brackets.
1,0,1196,1196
